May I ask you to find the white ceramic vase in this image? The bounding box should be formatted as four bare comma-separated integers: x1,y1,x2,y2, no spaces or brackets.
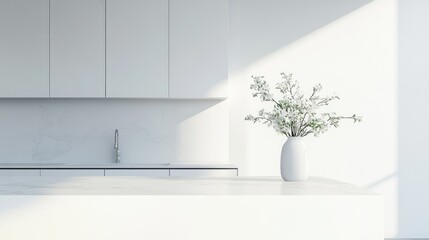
280,137,308,181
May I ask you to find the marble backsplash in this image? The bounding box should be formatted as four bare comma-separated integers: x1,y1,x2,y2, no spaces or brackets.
0,99,228,165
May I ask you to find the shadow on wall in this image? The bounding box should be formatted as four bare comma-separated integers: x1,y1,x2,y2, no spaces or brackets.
398,0,429,238
229,0,373,71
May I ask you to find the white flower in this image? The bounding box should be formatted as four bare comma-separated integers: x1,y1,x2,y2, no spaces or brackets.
245,73,362,137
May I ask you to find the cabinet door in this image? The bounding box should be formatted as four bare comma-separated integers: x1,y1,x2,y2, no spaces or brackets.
50,0,105,97
106,0,168,98
0,0,49,97
41,169,105,176
169,0,228,98
170,169,237,177
105,169,169,177
0,170,41,176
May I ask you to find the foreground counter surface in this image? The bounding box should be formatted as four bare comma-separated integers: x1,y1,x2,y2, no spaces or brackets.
0,177,383,240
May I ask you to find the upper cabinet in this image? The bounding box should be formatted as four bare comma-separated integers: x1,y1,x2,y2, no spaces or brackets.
0,0,228,99
169,0,228,98
50,0,105,98
106,0,169,98
0,0,49,97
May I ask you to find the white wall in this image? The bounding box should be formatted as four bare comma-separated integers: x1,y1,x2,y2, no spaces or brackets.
228,0,399,237
398,0,429,238
0,99,228,165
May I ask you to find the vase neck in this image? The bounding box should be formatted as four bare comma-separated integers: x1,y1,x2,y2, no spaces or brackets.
286,137,305,143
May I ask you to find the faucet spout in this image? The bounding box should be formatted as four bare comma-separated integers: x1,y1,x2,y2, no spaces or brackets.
114,129,120,163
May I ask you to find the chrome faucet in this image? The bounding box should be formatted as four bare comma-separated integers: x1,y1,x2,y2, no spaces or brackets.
114,129,120,163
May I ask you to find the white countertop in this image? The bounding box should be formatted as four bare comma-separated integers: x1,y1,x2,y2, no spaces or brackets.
0,176,376,195
0,163,237,169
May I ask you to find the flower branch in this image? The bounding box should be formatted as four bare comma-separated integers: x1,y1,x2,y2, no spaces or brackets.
245,73,362,137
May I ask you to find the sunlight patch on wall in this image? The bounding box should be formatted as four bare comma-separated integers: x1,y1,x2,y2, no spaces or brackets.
229,0,398,236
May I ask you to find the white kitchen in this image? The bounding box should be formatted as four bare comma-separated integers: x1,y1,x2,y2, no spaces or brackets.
0,0,427,240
